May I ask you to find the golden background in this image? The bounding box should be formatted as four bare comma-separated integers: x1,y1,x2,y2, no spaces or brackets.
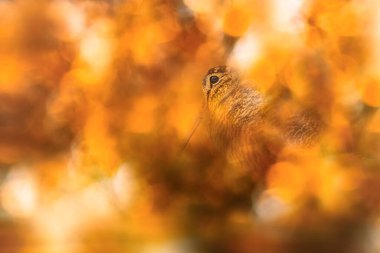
0,0,379,252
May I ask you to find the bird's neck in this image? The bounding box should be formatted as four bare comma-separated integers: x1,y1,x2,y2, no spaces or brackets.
208,85,265,129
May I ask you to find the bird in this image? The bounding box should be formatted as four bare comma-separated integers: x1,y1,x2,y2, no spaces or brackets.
202,66,323,180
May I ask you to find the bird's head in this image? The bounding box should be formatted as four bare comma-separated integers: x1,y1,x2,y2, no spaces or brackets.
202,66,239,107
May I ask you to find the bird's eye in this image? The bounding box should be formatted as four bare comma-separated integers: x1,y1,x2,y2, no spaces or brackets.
209,75,219,85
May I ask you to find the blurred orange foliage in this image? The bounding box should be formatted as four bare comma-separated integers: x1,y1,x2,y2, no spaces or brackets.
0,0,379,253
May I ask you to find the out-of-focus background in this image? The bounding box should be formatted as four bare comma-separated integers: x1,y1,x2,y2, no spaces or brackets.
0,0,380,252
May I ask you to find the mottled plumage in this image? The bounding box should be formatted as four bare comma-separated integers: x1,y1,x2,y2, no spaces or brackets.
202,66,323,178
